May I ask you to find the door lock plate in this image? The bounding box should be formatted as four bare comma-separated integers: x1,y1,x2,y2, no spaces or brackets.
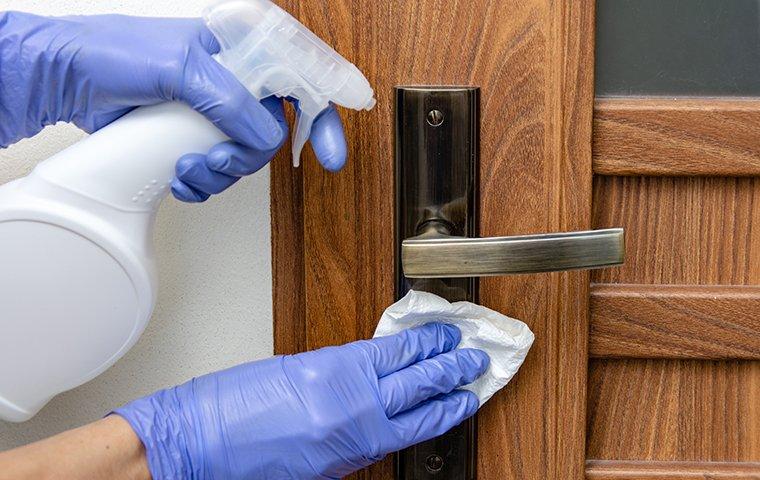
394,86,480,479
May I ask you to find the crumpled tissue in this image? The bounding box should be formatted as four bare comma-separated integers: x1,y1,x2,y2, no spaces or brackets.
374,290,534,406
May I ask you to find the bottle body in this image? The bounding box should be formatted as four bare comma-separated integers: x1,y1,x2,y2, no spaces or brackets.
36,102,228,212
0,103,227,422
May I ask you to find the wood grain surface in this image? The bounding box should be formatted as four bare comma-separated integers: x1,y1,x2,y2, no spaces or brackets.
589,284,760,359
587,359,760,463
592,176,760,285
271,0,597,478
593,98,760,176
586,460,760,480
474,1,597,478
271,127,306,355
590,173,760,472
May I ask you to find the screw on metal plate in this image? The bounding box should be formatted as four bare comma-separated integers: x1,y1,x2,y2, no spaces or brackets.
425,454,444,473
426,109,444,127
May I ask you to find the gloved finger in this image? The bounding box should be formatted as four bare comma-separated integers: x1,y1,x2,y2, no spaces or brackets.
309,104,347,172
175,153,240,195
206,141,276,177
181,97,286,195
171,177,210,203
179,53,284,151
197,22,221,55
388,390,479,449
364,323,461,377
284,98,346,172
261,95,289,134
378,349,489,417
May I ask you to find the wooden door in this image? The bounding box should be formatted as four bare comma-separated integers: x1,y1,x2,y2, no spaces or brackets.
270,1,760,479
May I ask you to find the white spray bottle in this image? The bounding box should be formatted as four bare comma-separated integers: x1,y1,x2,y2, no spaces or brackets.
0,0,375,422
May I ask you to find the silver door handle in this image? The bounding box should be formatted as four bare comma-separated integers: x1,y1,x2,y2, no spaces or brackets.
402,224,624,278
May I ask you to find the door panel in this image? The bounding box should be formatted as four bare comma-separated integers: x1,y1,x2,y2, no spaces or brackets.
589,283,760,360
588,359,760,461
271,0,760,478
593,99,760,177
273,0,596,478
592,176,760,285
588,171,760,476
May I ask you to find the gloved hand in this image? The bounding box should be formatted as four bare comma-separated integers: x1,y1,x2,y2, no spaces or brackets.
0,11,347,202
115,323,489,479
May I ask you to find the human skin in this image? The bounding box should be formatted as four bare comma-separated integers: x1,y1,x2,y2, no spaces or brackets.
0,416,150,480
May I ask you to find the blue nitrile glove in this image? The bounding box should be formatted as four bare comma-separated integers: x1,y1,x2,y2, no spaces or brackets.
172,97,346,202
115,323,489,479
0,11,347,203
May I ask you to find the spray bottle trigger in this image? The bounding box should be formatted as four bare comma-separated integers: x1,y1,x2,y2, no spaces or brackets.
291,97,328,167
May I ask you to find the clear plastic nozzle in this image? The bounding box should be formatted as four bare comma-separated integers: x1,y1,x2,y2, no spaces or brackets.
203,0,376,166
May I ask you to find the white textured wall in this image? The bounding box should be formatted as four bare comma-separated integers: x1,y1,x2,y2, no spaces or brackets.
0,0,274,448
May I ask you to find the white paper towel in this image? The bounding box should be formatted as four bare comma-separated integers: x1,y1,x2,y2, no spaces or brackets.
374,290,534,405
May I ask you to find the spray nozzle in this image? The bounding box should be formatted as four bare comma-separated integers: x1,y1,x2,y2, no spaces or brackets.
203,0,376,167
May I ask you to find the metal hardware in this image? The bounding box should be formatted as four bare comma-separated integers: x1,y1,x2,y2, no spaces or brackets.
425,454,444,473
403,226,624,278
426,109,445,127
394,86,624,479
395,86,479,480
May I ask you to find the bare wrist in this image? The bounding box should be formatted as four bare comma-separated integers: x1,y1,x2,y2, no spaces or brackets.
0,415,150,480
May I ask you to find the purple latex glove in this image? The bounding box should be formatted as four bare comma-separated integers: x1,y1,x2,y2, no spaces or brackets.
0,11,347,203
115,323,488,479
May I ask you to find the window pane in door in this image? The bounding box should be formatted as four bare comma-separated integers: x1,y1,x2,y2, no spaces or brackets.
595,0,760,96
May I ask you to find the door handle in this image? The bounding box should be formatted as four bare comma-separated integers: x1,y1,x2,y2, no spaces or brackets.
402,223,624,278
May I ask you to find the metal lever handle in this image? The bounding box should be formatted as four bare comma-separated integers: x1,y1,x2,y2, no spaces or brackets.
402,226,625,278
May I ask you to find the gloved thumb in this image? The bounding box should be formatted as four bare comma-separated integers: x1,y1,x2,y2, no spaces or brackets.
178,52,285,151
309,104,347,172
